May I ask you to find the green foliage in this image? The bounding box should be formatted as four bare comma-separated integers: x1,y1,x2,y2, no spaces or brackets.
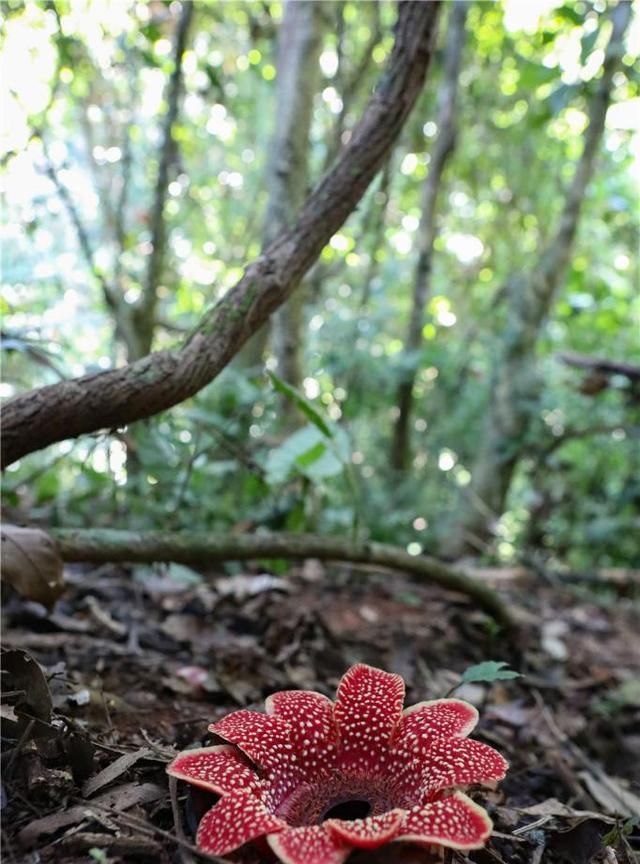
1,1,638,572
602,818,639,850
460,661,522,685
268,371,333,438
265,425,345,486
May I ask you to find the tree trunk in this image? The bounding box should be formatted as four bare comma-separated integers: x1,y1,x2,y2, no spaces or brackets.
240,2,326,376
269,1,327,413
2,2,442,469
442,1,632,558
43,3,193,365
390,2,468,471
134,0,193,360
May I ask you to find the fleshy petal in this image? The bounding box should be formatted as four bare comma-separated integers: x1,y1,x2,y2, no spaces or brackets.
333,664,405,774
268,824,350,864
328,809,404,848
166,744,261,795
261,691,336,806
196,789,286,855
209,709,292,771
393,699,479,753
266,690,339,775
419,737,509,795
383,749,433,808
396,792,493,850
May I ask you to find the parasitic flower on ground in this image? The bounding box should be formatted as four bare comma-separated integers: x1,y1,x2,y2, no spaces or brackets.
167,664,508,863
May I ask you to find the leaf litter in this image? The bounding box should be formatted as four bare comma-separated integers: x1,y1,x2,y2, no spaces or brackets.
1,559,638,863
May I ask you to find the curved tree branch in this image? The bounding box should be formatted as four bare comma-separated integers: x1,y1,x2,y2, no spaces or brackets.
52,527,515,630
2,1,441,468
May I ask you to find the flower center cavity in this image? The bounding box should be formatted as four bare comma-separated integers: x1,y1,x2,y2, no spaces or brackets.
322,799,372,822
274,773,399,827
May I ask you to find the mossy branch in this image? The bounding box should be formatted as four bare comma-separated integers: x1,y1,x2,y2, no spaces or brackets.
53,528,516,632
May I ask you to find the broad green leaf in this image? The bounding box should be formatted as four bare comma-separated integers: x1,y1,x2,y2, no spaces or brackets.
265,425,343,486
296,441,326,468
461,660,522,684
298,446,343,482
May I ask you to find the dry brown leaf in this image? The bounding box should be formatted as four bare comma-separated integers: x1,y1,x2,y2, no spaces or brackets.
516,797,615,825
18,781,165,847
578,770,640,819
1,647,52,737
1,524,65,607
82,747,152,797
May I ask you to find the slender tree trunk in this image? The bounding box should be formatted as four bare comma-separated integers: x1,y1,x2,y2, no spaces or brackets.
442,1,632,558
269,1,326,411
2,2,442,469
240,1,326,385
390,2,468,471
322,2,382,171
41,3,193,365
134,0,193,360
360,157,392,309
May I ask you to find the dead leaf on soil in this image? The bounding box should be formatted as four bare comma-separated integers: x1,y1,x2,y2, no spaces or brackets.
486,700,532,727
161,612,204,644
547,818,605,864
216,572,291,600
60,831,162,856
516,797,616,825
578,770,640,819
1,524,65,607
82,747,152,797
18,781,165,847
164,664,223,696
541,618,570,661
0,648,52,737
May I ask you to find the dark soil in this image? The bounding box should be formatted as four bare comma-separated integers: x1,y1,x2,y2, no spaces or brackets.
2,559,638,864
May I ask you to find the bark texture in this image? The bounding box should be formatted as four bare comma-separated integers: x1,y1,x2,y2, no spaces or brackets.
443,1,632,558
53,528,514,629
391,2,468,471
2,1,441,468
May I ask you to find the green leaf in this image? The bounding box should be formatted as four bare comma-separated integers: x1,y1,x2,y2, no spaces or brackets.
546,82,579,116
264,425,344,486
268,371,333,438
299,447,343,482
295,441,326,468
580,28,599,64
461,660,522,684
556,4,585,26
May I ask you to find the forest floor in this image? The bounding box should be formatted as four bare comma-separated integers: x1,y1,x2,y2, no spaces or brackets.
1,558,639,864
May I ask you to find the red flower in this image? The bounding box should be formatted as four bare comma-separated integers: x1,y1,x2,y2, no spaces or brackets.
167,664,508,863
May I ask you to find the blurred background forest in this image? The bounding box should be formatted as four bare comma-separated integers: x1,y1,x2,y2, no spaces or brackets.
1,0,639,571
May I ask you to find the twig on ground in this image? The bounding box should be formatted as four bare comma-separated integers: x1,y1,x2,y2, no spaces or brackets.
170,775,196,864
